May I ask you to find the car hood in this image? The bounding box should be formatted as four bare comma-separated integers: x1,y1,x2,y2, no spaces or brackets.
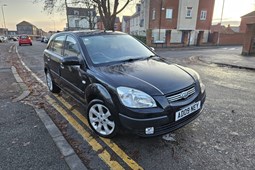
97,58,195,95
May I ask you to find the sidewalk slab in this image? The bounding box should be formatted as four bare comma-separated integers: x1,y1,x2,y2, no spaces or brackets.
199,54,255,70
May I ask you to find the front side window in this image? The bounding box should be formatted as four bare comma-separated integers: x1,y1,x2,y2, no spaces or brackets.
186,7,192,18
64,36,80,57
166,9,173,19
81,34,154,65
50,35,66,55
200,10,207,20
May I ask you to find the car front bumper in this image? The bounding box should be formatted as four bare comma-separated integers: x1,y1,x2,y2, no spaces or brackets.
118,92,206,137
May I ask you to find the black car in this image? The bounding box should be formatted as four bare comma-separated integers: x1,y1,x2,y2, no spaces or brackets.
44,30,206,138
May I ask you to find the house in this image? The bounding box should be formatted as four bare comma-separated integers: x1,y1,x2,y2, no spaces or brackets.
122,16,131,33
211,23,235,34
129,0,215,46
16,21,38,35
240,11,255,33
129,1,150,36
66,7,97,31
0,28,8,35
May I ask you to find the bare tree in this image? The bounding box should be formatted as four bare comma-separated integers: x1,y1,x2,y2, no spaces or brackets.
93,0,132,30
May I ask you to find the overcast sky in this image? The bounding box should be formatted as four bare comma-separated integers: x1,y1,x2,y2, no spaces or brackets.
0,0,254,32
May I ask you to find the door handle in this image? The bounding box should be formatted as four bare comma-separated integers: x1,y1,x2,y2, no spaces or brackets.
60,63,64,69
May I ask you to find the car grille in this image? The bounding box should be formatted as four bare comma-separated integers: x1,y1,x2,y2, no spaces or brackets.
167,86,195,103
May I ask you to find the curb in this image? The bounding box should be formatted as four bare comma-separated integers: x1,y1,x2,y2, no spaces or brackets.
12,46,88,170
11,66,30,102
35,109,87,170
155,45,220,52
197,56,255,71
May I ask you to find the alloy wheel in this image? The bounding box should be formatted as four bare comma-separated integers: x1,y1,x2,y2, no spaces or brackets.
88,103,115,136
46,72,53,91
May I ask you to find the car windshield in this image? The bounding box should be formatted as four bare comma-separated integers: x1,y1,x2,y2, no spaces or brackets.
81,34,154,64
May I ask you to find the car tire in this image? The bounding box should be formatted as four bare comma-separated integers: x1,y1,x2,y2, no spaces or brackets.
19,44,21,46
30,43,32,46
87,99,117,138
46,71,61,93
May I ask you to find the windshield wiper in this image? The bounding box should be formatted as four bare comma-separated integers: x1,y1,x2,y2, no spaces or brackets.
146,54,159,59
120,57,144,63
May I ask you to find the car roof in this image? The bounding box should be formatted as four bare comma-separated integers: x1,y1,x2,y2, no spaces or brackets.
54,30,126,38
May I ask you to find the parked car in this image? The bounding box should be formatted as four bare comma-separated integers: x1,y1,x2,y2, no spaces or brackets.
41,36,49,43
0,36,8,42
19,34,32,46
44,31,206,138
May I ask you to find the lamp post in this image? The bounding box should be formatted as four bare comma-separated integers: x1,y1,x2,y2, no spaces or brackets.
217,0,225,46
1,4,7,29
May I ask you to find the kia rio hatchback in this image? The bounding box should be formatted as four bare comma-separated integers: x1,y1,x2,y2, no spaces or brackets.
43,31,206,138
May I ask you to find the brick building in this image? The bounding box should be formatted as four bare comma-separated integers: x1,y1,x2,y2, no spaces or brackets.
97,17,121,31
16,21,38,36
129,0,215,46
240,11,255,33
149,0,215,46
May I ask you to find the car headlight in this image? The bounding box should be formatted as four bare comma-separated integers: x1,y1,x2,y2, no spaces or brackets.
194,72,205,94
117,87,157,108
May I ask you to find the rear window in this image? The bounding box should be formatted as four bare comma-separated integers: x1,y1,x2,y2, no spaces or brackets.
20,35,29,39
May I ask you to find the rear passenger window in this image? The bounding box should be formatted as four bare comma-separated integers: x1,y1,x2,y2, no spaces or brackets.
50,35,66,55
64,36,80,57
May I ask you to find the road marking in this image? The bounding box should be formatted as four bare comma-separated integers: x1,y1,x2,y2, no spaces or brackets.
45,95,124,170
9,45,14,53
15,45,47,87
54,94,143,170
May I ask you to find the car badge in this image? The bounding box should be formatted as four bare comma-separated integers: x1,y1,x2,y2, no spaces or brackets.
181,91,189,99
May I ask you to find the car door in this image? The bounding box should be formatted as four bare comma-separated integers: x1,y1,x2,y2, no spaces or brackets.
45,34,66,85
60,35,89,100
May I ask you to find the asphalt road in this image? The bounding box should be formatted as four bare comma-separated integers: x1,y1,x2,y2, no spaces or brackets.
15,41,255,169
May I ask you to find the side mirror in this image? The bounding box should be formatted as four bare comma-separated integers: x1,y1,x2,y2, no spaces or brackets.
61,56,80,66
150,47,155,51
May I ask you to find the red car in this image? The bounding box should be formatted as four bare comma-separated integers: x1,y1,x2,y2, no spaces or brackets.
19,35,32,46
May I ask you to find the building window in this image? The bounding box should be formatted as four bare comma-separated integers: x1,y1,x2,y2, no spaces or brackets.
200,10,207,20
152,9,156,20
74,10,79,16
75,20,79,28
166,9,173,19
186,7,192,18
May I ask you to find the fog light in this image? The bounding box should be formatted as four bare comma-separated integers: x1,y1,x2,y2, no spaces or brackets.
145,127,154,135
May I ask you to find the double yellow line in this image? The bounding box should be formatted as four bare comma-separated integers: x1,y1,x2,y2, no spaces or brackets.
45,94,143,170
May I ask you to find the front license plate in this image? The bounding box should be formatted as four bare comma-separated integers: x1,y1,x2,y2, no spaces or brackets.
175,101,201,121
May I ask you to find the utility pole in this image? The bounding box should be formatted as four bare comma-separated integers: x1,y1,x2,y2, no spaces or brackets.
217,0,225,46
65,0,70,31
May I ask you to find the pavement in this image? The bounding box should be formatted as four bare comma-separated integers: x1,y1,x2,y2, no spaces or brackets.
0,43,86,170
1,42,255,170
198,52,255,71
156,45,255,70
